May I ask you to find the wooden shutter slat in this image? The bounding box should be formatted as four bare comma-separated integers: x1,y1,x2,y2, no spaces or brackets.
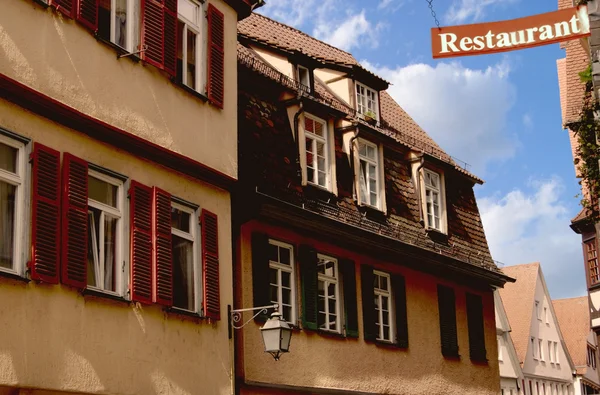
437,284,459,357
130,181,153,304
61,153,88,288
153,187,173,306
207,4,225,108
202,209,220,320
467,293,487,361
30,143,61,284
360,265,376,342
141,0,177,77
77,0,98,32
340,259,358,338
252,233,270,322
299,245,318,330
51,0,76,18
392,274,408,348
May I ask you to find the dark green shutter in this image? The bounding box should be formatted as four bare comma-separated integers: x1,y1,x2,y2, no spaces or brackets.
251,233,270,322
361,265,376,342
299,245,318,330
392,274,408,348
466,293,487,361
340,259,358,338
437,284,459,357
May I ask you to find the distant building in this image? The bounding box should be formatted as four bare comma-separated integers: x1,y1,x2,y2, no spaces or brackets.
495,290,525,394
234,12,513,395
554,297,600,394
500,263,576,394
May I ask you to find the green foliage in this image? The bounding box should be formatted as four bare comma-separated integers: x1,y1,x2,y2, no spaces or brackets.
572,64,600,224
580,64,593,83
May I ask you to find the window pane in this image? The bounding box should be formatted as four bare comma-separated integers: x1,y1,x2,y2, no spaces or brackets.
282,287,291,304
98,0,111,42
305,118,314,133
114,0,127,48
380,276,388,291
269,267,278,285
318,171,326,186
327,283,336,297
268,243,278,263
318,295,325,312
87,209,101,287
314,121,324,137
177,20,185,84
0,181,16,269
328,298,336,315
0,143,17,173
172,234,195,310
318,279,325,296
88,176,118,207
103,215,118,291
281,271,291,287
186,29,196,89
283,305,292,322
270,284,278,303
328,315,336,330
370,192,378,207
366,145,375,160
171,207,191,232
279,246,290,265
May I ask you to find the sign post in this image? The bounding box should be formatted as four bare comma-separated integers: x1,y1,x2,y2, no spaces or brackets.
431,6,591,59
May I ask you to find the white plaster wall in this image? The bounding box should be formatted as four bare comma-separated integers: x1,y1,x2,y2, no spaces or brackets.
249,46,294,78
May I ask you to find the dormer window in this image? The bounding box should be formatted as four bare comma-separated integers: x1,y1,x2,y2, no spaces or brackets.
356,82,379,122
297,66,311,92
412,163,447,234
357,139,382,209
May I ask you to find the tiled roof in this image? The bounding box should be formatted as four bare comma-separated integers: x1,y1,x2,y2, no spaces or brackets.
237,86,501,274
238,13,356,66
237,40,482,183
499,263,540,364
553,296,590,375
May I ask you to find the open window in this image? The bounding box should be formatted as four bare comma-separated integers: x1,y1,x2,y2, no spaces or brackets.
352,138,386,213
411,162,447,234
298,113,337,195
98,0,140,52
297,65,311,93
177,0,206,93
355,82,379,122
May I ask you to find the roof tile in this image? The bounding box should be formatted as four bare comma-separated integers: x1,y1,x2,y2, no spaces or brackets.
553,296,590,373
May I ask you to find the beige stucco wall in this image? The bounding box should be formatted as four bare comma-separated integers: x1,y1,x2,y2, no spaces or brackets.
250,46,294,79
523,271,573,383
1,0,239,179
313,68,351,105
237,221,501,395
584,330,600,386
0,97,234,395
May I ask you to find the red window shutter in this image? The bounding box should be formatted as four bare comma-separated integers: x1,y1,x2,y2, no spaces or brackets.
61,153,89,288
152,187,173,306
51,0,76,18
141,0,178,77
207,4,225,109
30,143,61,284
130,181,153,304
77,0,98,32
201,209,220,320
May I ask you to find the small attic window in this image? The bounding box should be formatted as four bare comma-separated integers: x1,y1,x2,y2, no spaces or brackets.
297,66,310,92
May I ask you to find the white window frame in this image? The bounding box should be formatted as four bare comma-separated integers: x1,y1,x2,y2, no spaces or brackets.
355,81,379,122
317,253,341,333
544,307,549,324
357,138,381,210
87,169,126,297
178,0,207,93
373,270,394,342
268,239,296,324
498,337,504,362
548,340,554,363
532,337,537,359
538,338,544,361
535,300,541,320
423,168,445,233
554,341,560,364
170,200,201,312
304,114,330,190
100,0,140,52
0,133,28,277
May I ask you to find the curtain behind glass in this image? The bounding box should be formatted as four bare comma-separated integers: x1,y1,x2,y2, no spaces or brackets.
172,235,194,310
0,181,16,269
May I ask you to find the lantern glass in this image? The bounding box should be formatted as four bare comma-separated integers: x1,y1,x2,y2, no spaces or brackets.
260,311,292,361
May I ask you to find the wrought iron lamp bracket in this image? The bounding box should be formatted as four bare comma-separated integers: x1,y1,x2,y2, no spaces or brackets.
229,304,279,331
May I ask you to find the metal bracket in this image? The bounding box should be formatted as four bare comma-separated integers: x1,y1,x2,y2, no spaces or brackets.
230,304,279,330
118,45,148,59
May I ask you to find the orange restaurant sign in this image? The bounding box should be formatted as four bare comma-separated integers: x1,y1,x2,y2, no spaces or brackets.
431,6,590,59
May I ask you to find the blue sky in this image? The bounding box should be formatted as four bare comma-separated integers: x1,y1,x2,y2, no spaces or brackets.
258,0,586,299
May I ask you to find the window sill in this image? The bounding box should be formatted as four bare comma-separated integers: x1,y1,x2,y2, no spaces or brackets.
165,306,204,320
94,36,141,63
172,81,209,103
0,269,30,283
304,183,337,202
315,329,346,339
425,227,449,243
82,288,130,304
358,203,387,221
374,339,406,350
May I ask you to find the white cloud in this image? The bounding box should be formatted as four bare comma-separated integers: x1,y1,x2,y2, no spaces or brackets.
378,0,406,11
445,0,518,24
314,10,382,51
256,0,317,28
259,1,382,52
523,113,533,129
361,58,517,175
479,178,585,298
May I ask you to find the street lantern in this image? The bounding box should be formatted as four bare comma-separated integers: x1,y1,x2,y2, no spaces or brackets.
229,304,293,361
260,311,292,361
